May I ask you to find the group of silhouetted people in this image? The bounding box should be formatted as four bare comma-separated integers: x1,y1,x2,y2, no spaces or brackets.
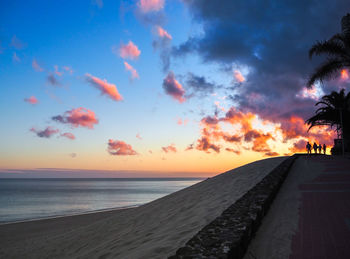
306,142,326,154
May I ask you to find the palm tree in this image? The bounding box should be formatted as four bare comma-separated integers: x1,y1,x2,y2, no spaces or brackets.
306,89,350,152
307,13,350,88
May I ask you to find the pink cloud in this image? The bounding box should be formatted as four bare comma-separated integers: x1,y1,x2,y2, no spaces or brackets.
185,143,194,151
234,70,245,83
32,59,44,72
86,73,123,101
177,118,189,125
124,61,139,79
108,139,138,156
63,66,73,74
52,107,99,129
155,26,172,40
163,72,186,103
24,96,38,105
137,0,164,12
61,132,76,140
117,41,141,60
54,65,63,76
136,133,142,140
30,127,59,138
162,143,177,153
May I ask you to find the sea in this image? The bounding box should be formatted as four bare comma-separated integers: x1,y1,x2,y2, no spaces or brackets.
0,178,202,224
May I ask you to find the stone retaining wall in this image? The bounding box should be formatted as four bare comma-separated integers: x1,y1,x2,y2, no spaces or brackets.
169,155,298,259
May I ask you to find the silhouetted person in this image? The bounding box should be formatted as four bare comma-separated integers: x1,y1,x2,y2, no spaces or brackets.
318,144,322,154
323,144,326,154
313,142,318,154
306,142,312,154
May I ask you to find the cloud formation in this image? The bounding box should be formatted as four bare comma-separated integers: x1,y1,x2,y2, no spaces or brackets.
61,132,75,140
195,106,335,156
185,73,220,97
47,73,61,86
108,139,138,155
86,73,123,101
162,143,177,153
155,25,172,40
124,61,139,80
163,72,186,103
24,96,38,104
174,0,348,124
52,107,98,129
137,0,164,13
117,41,141,60
30,127,59,138
32,59,44,72
233,70,245,83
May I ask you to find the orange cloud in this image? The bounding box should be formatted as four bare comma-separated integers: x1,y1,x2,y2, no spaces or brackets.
86,73,123,101
61,132,75,140
196,136,221,153
24,96,38,104
108,139,138,156
341,69,349,80
138,0,164,12
32,59,44,72
234,70,245,83
155,25,172,40
162,143,177,153
196,107,335,156
118,41,141,60
52,107,98,129
163,72,186,103
124,61,139,79
225,148,241,155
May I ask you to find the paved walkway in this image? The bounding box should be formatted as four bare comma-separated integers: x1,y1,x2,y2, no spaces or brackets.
290,155,350,259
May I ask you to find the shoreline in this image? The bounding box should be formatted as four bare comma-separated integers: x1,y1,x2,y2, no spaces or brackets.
0,204,140,226
0,157,286,259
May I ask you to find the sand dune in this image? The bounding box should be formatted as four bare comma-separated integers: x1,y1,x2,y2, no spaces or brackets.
0,157,286,259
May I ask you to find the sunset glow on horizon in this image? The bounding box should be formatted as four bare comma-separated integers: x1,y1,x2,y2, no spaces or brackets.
0,1,348,177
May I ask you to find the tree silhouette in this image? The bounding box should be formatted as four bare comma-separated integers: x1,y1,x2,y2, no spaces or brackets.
306,89,350,151
307,13,350,88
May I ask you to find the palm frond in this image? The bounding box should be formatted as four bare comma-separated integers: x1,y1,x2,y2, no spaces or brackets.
307,59,346,88
309,40,346,59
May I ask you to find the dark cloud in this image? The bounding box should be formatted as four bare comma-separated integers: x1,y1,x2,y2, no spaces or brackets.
47,73,61,86
185,73,221,97
175,0,349,121
30,127,59,138
163,72,186,102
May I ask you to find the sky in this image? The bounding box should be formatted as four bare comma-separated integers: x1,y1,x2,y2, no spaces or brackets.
0,0,349,177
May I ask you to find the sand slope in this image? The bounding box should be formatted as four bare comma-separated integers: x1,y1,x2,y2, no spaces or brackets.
0,157,285,259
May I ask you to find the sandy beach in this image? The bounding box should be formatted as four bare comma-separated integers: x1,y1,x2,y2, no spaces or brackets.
0,157,285,259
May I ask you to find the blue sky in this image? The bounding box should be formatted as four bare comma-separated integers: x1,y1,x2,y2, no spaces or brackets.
0,0,348,176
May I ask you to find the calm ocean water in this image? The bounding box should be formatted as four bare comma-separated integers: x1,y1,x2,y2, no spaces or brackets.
0,178,202,223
